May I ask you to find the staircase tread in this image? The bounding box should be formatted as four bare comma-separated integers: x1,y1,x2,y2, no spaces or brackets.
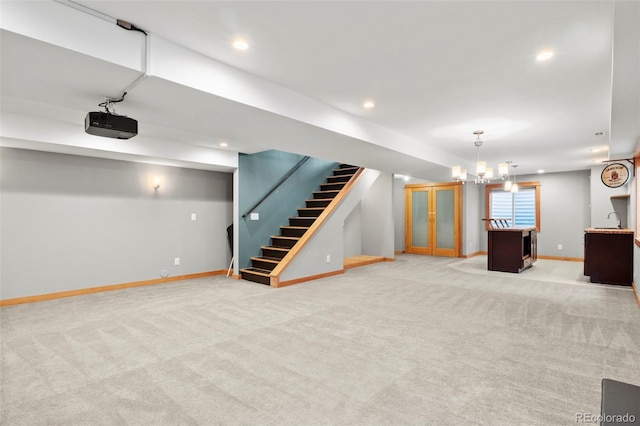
313,190,340,193
246,166,361,281
261,245,290,251
250,256,280,263
240,268,271,277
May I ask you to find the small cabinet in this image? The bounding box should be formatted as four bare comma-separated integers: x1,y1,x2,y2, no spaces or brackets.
488,228,537,273
584,229,633,286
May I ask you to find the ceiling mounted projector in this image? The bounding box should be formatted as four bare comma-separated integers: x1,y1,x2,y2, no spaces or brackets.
85,111,138,139
85,92,137,139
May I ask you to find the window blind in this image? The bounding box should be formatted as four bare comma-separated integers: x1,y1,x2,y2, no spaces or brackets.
490,187,536,227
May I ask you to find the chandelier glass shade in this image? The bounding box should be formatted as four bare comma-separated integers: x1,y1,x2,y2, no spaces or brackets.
452,131,508,184
499,162,520,192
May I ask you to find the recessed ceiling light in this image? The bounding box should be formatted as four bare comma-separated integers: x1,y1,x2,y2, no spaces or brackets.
363,100,375,109
535,50,554,61
591,146,609,153
232,39,249,50
219,142,228,147
537,169,545,174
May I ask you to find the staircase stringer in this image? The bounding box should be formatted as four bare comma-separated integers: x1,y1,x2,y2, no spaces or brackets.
269,167,365,287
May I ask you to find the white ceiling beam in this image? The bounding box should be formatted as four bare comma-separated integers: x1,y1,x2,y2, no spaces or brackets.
0,0,144,71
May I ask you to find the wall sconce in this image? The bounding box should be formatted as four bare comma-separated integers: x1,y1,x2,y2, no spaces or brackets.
153,177,161,190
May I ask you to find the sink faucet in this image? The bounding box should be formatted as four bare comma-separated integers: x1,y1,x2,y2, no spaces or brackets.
607,211,621,228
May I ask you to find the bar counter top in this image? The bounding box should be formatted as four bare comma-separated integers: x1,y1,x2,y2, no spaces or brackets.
584,228,634,235
488,227,536,232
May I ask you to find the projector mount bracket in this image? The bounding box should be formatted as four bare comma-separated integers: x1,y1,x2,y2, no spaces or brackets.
98,92,128,115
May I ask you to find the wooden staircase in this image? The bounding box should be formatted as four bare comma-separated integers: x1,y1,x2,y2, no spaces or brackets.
240,164,361,285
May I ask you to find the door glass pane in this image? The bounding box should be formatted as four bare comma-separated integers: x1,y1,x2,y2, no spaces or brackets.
436,189,455,249
411,190,428,248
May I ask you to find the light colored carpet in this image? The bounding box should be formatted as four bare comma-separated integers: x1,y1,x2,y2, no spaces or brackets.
449,255,592,286
1,254,639,425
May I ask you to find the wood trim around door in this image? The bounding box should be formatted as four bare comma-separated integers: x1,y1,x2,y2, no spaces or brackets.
405,182,462,257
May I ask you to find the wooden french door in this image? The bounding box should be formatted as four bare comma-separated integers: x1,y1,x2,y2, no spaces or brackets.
405,183,462,257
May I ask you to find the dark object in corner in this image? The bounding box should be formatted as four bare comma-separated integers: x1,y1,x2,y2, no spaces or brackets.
601,379,640,425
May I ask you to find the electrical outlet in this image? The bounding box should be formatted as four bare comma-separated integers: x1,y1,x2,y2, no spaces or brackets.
250,212,259,221
174,257,180,265
326,255,331,263
191,213,197,221
557,244,563,250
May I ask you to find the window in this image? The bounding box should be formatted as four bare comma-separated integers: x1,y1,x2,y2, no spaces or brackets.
485,182,541,231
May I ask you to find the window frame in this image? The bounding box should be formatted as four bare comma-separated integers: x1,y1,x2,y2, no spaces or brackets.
485,181,541,231
635,154,640,247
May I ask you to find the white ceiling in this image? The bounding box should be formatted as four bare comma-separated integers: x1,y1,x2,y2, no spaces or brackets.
1,0,639,180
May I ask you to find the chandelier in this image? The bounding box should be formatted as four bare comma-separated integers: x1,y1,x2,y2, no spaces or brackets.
452,130,509,184
503,162,519,193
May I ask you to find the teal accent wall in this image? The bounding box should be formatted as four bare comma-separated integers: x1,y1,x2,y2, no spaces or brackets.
238,150,337,269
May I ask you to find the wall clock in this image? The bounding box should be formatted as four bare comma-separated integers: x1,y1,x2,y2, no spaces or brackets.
601,163,630,188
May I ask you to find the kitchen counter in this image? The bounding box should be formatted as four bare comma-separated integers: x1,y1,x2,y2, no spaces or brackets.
584,229,633,286
487,228,537,273
487,227,537,232
585,227,634,234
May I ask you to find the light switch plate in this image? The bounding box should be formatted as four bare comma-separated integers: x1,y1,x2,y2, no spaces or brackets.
250,212,259,221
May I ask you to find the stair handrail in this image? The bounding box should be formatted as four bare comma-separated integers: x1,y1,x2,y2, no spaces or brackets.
241,156,311,219
269,166,365,286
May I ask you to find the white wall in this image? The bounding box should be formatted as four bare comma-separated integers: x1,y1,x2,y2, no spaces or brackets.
590,164,632,228
360,172,395,258
0,148,233,300
343,202,363,258
538,170,591,257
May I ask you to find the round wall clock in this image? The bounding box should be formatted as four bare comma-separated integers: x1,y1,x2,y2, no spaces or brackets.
601,163,630,188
